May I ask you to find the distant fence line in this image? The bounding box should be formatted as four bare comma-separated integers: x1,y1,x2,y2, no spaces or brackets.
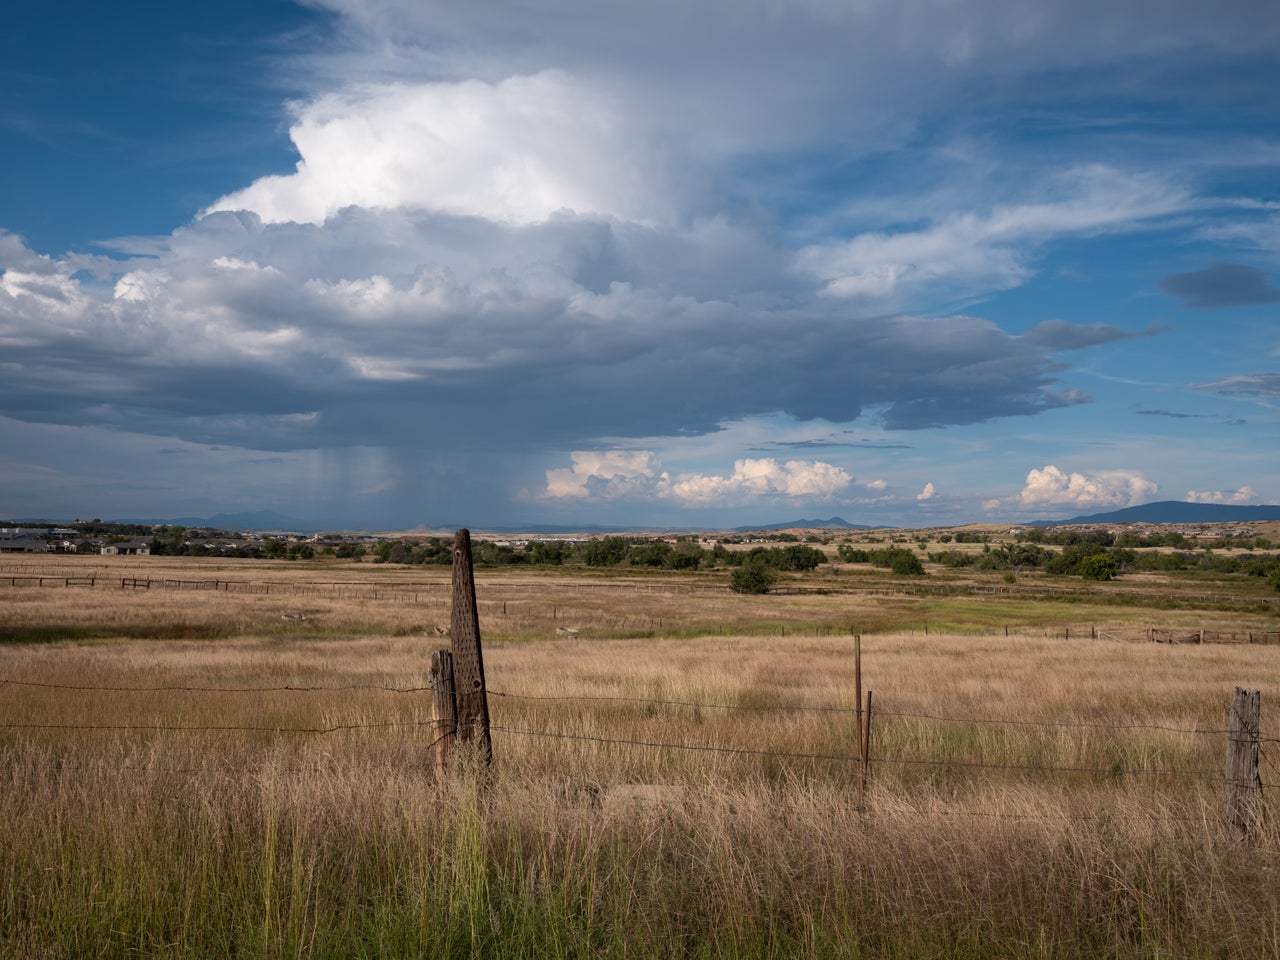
1147,627,1280,645
0,574,715,600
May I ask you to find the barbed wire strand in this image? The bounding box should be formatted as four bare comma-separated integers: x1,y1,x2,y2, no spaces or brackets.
490,725,1215,781
0,713,1237,781
2,676,1250,737
490,688,1231,735
0,676,429,694
0,718,448,735
910,808,1216,826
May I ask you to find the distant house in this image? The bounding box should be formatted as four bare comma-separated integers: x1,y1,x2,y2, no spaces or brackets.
102,539,152,556
0,537,49,553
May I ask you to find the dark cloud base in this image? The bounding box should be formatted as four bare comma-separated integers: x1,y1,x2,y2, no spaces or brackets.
0,212,1129,455
1160,263,1280,309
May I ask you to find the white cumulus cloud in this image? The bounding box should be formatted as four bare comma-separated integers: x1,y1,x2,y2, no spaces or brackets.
1018,464,1157,508
544,450,666,499
917,482,937,500
207,72,675,227
662,458,851,506
542,452,851,506
1186,486,1256,504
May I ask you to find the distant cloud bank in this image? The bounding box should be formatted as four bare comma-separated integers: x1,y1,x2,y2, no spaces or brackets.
543,451,853,507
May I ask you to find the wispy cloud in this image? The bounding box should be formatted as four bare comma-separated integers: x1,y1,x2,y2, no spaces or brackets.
1193,374,1280,398
796,166,1189,306
1137,409,1202,419
752,439,913,451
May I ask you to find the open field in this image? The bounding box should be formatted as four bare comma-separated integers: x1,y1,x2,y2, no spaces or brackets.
2,552,1280,958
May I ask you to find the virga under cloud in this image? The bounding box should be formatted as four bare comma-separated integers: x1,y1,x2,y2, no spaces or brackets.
1,0,1277,526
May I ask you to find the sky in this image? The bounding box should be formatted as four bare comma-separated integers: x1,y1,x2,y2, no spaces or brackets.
2,0,1278,530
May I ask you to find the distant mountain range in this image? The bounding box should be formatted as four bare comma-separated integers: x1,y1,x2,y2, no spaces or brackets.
734,517,874,532
106,511,322,532
1031,501,1280,526
456,523,650,535
466,517,877,535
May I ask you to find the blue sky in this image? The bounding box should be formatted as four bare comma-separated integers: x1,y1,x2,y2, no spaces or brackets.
2,0,1278,530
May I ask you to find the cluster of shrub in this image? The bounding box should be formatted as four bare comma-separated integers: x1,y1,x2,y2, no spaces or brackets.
837,545,926,576
927,540,1280,583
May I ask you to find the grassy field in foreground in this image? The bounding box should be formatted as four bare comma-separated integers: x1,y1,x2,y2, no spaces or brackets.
2,555,1279,958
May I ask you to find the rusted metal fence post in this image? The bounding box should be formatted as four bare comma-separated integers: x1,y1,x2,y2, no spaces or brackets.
854,631,863,765
430,649,457,778
861,690,873,802
450,529,492,765
1226,687,1262,842
854,631,872,807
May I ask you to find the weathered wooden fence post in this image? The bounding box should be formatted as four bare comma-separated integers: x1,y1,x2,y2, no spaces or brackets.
430,649,457,778
450,529,492,765
1225,687,1262,842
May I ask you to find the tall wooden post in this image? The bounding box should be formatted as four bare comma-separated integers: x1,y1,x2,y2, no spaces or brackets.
450,529,492,764
1226,687,1261,842
430,649,457,777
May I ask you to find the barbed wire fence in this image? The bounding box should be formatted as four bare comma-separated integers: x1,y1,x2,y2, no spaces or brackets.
1,671,1270,832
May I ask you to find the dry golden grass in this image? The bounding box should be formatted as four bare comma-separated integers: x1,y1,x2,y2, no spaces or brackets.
4,551,1277,649
3,553,1280,957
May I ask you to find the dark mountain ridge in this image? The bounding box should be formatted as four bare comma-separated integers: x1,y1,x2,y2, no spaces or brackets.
1031,501,1280,526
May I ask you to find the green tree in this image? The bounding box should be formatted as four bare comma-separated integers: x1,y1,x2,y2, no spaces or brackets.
527,540,567,565
775,544,827,571
668,542,705,569
1078,553,1120,581
1266,563,1280,593
730,561,777,594
890,552,925,576
580,536,630,566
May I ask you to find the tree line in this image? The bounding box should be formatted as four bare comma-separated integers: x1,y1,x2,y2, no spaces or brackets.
371,536,828,574
927,542,1280,583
